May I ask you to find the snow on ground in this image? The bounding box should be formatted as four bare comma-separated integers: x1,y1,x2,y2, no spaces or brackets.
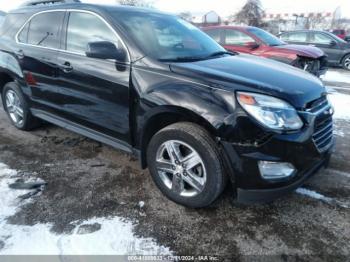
0,163,171,255
296,188,349,209
329,92,350,121
322,69,350,84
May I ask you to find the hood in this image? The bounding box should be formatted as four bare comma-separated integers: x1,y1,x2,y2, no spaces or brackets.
170,54,326,108
275,44,325,58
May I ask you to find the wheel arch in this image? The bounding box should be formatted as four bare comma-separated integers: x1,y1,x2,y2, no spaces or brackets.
137,105,219,169
341,52,350,64
0,71,15,95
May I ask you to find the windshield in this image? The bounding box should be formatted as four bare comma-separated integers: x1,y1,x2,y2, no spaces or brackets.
111,11,225,61
247,27,285,46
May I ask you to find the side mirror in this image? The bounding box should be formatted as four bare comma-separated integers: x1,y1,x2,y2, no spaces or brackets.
86,41,126,61
244,41,260,49
329,40,337,47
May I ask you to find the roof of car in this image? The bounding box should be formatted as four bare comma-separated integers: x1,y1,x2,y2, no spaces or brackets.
9,2,166,16
280,29,331,34
202,25,258,30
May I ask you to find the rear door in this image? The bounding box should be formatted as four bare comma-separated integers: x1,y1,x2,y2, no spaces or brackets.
15,11,65,111
55,11,131,142
280,31,309,46
309,32,342,64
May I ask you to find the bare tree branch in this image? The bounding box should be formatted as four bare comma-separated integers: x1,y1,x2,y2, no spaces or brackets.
234,0,265,27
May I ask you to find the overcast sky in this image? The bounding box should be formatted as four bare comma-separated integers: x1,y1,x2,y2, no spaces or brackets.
1,0,349,18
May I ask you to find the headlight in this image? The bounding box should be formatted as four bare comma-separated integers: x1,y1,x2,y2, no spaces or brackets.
236,92,303,131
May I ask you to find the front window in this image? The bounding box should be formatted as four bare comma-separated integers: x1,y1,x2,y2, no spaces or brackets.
224,29,255,45
247,27,285,46
111,11,225,61
311,33,333,45
66,12,123,55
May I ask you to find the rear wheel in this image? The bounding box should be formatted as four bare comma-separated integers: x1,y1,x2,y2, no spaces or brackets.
147,122,226,208
1,82,40,130
342,54,350,70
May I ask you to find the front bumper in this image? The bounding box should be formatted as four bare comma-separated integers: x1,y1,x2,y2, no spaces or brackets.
221,137,334,204
236,148,332,204
220,99,335,204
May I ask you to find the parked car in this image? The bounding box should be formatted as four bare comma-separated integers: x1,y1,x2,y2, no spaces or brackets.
0,0,334,207
279,30,350,70
345,35,350,43
203,26,328,77
331,29,346,40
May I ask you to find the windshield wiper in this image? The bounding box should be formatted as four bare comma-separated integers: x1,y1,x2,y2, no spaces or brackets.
159,51,237,63
205,50,238,59
159,56,204,62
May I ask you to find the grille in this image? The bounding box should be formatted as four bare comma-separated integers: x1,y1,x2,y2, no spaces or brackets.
306,95,328,113
312,112,333,152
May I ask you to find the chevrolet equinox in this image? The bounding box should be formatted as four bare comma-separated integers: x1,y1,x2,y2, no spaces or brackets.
0,0,334,207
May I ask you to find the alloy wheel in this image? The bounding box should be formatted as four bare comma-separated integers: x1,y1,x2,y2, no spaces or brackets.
155,140,207,197
5,90,24,126
344,57,350,70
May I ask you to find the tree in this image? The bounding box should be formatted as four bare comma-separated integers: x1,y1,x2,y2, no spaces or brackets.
306,14,329,30
234,0,264,27
117,0,153,7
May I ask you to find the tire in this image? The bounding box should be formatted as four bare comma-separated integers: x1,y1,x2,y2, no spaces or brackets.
147,122,227,208
1,82,40,130
342,54,350,70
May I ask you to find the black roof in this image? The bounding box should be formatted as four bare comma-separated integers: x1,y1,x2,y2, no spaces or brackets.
10,1,166,16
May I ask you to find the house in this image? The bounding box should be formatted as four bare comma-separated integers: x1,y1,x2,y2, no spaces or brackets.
191,11,221,26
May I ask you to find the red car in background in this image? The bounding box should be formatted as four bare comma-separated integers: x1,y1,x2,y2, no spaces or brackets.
203,26,328,77
332,29,346,39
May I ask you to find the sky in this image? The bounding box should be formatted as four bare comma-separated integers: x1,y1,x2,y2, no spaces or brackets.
1,0,350,18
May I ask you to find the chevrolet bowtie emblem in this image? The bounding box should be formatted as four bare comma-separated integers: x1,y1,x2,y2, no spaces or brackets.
325,107,334,115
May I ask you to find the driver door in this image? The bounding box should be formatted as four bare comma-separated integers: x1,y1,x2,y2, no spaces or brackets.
309,32,342,64
55,11,131,142
223,29,259,54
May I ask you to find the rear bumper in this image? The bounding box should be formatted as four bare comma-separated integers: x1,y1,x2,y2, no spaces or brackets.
235,150,332,204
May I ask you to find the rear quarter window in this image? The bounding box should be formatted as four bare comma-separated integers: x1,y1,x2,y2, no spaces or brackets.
18,11,65,49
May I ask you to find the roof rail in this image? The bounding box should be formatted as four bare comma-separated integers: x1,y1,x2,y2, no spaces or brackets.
20,0,81,7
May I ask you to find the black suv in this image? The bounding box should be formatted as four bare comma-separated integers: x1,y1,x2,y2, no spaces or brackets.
0,0,334,207
279,30,350,71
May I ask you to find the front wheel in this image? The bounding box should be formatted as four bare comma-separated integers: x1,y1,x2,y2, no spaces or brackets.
342,54,350,70
147,122,227,208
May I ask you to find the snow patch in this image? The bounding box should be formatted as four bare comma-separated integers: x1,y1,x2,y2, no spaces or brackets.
328,92,350,120
322,70,350,84
0,163,171,255
296,188,349,209
296,188,331,201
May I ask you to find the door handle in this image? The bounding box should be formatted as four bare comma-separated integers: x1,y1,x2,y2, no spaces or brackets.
60,62,73,73
15,49,24,59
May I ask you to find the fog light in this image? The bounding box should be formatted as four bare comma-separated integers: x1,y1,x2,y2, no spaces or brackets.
258,161,296,180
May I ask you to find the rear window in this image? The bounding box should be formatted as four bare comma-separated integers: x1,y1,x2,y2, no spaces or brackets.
281,32,308,42
18,11,64,49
